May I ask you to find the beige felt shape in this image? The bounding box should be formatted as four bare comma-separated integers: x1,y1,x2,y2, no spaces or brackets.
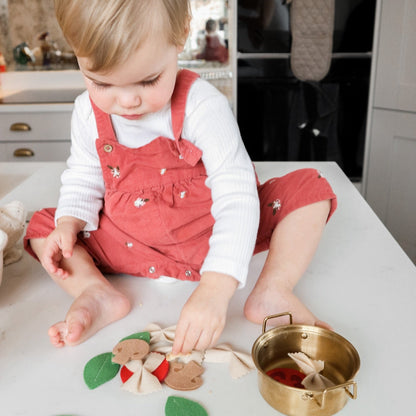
204,343,255,379
164,360,204,391
122,360,162,395
143,352,165,373
288,352,335,391
150,342,172,354
0,201,26,267
145,323,176,345
112,339,150,365
166,350,204,365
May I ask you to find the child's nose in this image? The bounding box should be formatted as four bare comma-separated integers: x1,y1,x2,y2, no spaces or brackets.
118,89,141,109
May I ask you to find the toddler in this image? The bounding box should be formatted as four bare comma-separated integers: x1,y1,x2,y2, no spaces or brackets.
196,19,229,63
25,0,337,352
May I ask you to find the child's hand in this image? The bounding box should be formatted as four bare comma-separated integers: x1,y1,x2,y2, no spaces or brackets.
172,272,238,354
39,216,86,279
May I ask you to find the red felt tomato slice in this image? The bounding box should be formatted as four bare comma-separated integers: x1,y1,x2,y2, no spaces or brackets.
266,367,306,388
120,365,134,383
152,358,169,382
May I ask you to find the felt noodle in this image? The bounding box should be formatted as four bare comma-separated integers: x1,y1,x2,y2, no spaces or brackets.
122,360,162,395
204,343,255,379
145,323,176,344
288,352,335,391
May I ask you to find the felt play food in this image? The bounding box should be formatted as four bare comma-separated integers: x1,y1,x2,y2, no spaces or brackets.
119,331,151,343
204,343,255,379
120,353,169,383
165,396,208,416
164,361,204,391
112,338,150,365
0,200,26,286
288,352,335,390
0,229,7,286
83,352,120,389
266,367,306,388
121,360,162,395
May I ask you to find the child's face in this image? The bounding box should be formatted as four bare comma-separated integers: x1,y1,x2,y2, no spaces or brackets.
78,37,182,120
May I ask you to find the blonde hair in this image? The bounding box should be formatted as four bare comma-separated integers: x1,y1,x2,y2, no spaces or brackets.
54,0,190,73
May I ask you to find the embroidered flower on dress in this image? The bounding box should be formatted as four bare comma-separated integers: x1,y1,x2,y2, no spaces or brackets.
268,199,282,216
134,198,150,208
107,165,120,178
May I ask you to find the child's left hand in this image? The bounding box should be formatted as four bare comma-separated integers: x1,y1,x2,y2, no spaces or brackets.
172,272,238,354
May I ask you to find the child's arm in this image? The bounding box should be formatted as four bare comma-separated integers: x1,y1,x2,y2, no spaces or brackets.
39,216,86,279
172,271,238,354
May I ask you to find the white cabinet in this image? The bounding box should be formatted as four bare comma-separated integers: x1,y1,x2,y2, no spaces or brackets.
372,0,416,112
363,0,416,262
0,104,72,162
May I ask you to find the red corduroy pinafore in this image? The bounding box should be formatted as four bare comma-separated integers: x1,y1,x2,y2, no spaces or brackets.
24,69,338,281
86,70,215,280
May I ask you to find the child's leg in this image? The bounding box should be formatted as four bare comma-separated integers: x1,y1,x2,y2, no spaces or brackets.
244,199,332,328
30,238,131,347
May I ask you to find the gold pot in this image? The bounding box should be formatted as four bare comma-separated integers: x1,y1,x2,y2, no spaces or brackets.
252,313,360,416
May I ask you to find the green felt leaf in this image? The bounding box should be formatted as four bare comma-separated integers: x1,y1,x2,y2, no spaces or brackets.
120,331,151,343
165,396,208,416
83,352,120,389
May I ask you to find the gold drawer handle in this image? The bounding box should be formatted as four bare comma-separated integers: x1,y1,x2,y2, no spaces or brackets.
10,122,32,132
13,148,35,157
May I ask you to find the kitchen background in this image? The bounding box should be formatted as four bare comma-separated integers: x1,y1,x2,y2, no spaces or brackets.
0,0,415,262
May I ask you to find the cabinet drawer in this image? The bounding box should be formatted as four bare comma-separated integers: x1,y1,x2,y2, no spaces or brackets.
0,141,70,162
0,111,71,142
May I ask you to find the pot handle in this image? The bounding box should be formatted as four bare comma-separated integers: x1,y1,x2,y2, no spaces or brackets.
312,380,357,409
262,312,293,334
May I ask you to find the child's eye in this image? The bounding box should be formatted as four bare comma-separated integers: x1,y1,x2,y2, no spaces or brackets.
92,81,110,90
141,75,161,88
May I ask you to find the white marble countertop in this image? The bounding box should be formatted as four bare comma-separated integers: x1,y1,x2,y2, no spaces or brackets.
1,161,415,416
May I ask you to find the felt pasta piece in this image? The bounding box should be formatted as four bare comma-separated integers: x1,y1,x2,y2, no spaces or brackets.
83,352,120,389
165,396,208,416
112,338,150,365
204,343,255,379
166,350,204,365
144,352,170,381
152,357,170,382
288,352,335,391
120,365,134,383
145,323,176,344
121,360,162,395
164,360,204,391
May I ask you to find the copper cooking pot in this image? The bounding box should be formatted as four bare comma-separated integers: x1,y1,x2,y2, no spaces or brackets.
252,313,360,416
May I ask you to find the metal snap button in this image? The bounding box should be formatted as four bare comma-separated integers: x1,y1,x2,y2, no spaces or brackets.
104,144,113,152
149,266,156,274
185,270,192,277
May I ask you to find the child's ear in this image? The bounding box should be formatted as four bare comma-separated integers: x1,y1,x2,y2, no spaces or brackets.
177,16,191,53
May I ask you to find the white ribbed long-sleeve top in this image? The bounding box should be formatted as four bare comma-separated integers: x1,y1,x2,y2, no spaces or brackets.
55,77,260,287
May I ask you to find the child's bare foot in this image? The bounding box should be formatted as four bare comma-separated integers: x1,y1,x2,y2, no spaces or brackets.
48,283,131,347
244,278,332,330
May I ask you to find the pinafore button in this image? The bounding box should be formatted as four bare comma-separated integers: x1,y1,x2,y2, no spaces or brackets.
149,266,156,274
185,270,192,277
104,144,113,152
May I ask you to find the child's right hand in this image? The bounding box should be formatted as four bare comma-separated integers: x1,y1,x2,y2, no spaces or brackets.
39,216,86,279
